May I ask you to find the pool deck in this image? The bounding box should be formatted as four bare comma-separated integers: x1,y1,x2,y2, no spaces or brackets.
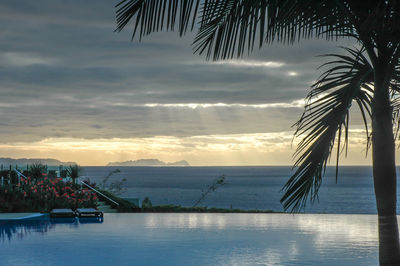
0,213,48,221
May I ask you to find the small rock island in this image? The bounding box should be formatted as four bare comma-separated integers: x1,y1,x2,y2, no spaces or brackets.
107,159,190,166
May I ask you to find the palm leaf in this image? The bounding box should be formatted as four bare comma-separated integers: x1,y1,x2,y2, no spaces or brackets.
115,0,200,40
114,1,400,62
387,63,400,142
280,47,373,212
391,95,400,142
193,0,369,60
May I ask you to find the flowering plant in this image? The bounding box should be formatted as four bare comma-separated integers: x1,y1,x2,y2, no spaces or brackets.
0,176,98,212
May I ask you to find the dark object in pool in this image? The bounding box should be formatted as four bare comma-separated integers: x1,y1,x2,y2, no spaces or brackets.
50,209,76,218
75,208,104,218
50,217,77,224
78,217,104,223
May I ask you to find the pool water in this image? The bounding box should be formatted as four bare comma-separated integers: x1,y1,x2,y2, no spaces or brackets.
0,213,378,265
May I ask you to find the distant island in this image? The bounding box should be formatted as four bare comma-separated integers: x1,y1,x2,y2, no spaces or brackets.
0,157,76,167
107,159,190,167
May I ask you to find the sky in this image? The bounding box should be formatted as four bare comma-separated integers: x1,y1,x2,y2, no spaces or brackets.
0,0,389,166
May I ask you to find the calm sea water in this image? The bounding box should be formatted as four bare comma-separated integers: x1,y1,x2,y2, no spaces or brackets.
80,166,393,214
0,213,379,266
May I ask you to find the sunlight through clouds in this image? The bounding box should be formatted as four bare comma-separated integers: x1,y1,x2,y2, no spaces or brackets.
2,52,56,67
0,133,294,166
213,60,285,68
143,100,305,109
0,0,373,166
0,129,385,166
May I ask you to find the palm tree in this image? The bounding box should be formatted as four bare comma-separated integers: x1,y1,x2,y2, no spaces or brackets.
29,163,48,180
114,1,400,264
66,165,82,184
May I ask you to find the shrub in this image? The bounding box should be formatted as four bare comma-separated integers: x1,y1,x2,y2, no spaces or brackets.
142,197,152,208
66,165,82,184
0,176,98,212
29,163,48,180
95,188,140,212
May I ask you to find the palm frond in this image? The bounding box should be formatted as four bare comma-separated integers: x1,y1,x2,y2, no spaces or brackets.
280,47,373,212
391,94,400,142
393,97,400,141
388,64,400,142
193,0,358,60
193,1,268,59
115,0,200,40
114,1,400,62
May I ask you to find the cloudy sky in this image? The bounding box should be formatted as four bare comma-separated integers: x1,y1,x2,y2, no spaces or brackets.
0,0,386,166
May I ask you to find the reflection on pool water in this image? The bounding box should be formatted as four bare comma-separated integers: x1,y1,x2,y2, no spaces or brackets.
0,214,379,265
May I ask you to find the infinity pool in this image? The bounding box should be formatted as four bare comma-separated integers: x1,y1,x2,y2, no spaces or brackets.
0,213,378,265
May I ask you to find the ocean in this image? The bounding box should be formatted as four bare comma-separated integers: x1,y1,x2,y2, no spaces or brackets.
81,166,389,214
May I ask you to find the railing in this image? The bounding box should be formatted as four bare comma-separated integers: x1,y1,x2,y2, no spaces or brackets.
80,181,120,206
14,169,28,184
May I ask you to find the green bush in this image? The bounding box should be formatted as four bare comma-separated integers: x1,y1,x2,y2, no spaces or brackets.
95,188,140,212
0,176,98,212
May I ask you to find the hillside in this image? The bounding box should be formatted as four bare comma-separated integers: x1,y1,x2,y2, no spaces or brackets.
0,157,76,167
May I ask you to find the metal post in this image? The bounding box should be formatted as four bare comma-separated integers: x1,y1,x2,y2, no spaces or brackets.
80,181,119,206
14,169,28,179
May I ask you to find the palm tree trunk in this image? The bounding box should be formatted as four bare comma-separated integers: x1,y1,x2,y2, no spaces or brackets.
372,68,400,265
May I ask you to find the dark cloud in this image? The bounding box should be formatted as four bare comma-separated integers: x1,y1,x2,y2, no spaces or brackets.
0,103,303,142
